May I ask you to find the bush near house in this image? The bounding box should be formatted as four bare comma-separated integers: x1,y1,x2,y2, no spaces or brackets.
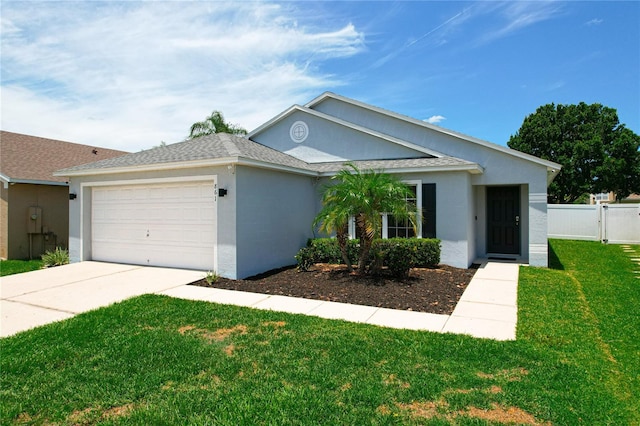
41,248,70,267
296,238,440,277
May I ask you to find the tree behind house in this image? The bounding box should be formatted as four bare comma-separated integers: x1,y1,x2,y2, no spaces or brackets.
189,110,247,139
508,102,640,203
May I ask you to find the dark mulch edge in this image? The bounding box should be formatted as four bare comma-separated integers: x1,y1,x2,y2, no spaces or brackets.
190,263,478,315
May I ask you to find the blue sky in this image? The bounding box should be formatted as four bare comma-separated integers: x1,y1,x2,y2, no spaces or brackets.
1,1,638,152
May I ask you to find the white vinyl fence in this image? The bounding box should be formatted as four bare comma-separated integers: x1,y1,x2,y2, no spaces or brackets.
548,203,640,244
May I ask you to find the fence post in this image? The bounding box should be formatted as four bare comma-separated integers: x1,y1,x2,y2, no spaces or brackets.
601,204,608,244
596,201,602,242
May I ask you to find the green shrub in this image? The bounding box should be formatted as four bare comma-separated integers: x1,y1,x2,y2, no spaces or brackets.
307,238,342,263
204,270,219,285
304,238,360,265
374,239,416,278
296,238,440,275
294,247,315,272
412,238,441,267
41,247,70,267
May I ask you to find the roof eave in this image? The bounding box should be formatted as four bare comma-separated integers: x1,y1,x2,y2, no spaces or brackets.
249,105,444,159
317,163,484,177
54,158,240,177
54,156,318,179
547,166,561,186
305,92,564,170
246,105,301,139
0,173,68,186
236,158,317,177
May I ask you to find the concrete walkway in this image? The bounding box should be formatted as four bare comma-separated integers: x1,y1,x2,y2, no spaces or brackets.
161,261,520,341
1,262,203,337
2,261,519,341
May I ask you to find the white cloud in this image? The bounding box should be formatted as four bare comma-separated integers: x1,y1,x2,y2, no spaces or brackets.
545,80,565,92
585,18,603,26
425,115,446,124
0,2,365,151
472,1,563,46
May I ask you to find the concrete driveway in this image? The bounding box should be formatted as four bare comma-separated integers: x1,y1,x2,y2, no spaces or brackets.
1,262,205,337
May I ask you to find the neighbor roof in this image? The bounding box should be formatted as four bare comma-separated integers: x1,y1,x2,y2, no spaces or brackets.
0,131,128,185
55,133,480,177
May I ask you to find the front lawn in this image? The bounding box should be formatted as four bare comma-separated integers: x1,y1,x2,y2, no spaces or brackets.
1,240,637,424
0,259,43,276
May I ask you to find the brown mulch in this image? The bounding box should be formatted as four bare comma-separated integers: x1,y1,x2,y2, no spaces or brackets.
190,263,477,315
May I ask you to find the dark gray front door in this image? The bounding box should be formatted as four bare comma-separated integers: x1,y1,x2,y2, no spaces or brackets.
487,186,520,255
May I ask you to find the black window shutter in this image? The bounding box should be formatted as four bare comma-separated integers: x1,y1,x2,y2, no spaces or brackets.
422,183,436,238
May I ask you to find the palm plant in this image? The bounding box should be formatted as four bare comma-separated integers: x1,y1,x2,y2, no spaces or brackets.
314,163,418,274
189,110,247,139
313,191,354,272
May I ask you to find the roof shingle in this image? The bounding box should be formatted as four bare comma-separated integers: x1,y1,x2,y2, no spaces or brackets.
56,133,316,174
55,133,479,177
0,131,128,183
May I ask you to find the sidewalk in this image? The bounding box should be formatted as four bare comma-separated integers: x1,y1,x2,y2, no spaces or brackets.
161,261,520,341
2,261,519,340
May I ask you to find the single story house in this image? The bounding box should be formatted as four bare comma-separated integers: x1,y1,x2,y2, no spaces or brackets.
56,93,561,279
0,131,127,259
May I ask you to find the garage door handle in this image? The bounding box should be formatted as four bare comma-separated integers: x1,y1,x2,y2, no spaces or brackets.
146,230,150,237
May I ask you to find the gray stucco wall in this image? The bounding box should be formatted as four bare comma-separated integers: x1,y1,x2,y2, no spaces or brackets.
252,110,425,163
404,171,474,269
314,97,551,266
317,170,475,269
235,166,318,279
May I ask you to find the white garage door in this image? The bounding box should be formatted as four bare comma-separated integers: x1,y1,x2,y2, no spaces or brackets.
92,181,216,270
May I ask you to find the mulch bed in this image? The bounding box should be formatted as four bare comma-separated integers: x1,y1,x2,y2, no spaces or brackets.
190,263,477,315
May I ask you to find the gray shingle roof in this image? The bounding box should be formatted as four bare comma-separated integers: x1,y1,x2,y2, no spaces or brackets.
56,133,479,176
312,157,478,173
56,133,315,174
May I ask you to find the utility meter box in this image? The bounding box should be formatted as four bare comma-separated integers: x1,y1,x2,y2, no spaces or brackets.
27,206,42,234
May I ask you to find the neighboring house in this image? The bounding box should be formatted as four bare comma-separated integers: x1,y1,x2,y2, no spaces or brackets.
589,192,640,204
0,131,127,259
56,93,561,279
590,191,616,204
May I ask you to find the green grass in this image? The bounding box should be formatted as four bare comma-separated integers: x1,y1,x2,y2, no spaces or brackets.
0,259,43,276
1,240,638,425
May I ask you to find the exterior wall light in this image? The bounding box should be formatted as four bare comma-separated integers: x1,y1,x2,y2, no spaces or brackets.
218,188,228,197
69,193,77,200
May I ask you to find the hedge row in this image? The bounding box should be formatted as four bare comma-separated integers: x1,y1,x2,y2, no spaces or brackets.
295,237,441,278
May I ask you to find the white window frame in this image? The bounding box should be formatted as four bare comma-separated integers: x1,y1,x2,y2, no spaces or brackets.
348,180,422,239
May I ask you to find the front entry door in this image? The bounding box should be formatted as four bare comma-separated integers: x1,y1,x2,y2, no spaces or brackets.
487,186,520,255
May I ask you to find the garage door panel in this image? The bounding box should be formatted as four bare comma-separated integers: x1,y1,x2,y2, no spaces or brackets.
92,181,216,270
93,223,148,241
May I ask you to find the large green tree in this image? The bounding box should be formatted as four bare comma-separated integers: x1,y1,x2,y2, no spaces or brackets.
313,163,417,274
508,102,640,203
189,110,247,139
